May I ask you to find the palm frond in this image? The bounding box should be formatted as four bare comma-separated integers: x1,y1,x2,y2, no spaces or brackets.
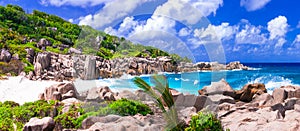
133,77,166,112
133,75,183,131
151,75,174,108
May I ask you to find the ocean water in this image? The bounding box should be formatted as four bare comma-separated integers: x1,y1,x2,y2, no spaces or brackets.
97,63,300,94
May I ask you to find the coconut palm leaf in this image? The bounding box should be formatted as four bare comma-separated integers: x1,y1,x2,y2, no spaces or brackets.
133,77,166,112
151,75,174,109
133,75,184,131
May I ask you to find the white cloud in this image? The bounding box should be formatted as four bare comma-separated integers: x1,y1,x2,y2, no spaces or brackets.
104,16,138,37
193,22,236,42
240,0,271,11
287,35,300,54
68,19,74,23
178,27,191,37
79,0,152,29
235,21,267,44
293,34,300,44
104,15,177,49
133,16,176,34
154,0,223,25
40,0,110,7
267,15,288,40
187,22,236,49
275,37,286,48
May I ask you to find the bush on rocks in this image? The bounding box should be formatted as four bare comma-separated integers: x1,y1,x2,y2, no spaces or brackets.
105,98,153,116
0,106,14,130
0,100,59,130
54,104,84,129
185,111,223,131
54,98,153,129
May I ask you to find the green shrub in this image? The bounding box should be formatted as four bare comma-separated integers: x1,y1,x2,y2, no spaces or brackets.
185,111,223,131
0,100,60,130
106,98,153,116
0,106,14,131
2,101,19,107
54,104,84,129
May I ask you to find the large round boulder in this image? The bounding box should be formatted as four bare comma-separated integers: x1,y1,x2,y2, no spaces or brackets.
23,117,55,131
235,83,267,102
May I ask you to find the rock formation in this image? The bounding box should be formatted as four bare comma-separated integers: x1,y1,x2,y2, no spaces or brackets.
28,52,249,81
197,81,300,131
23,117,55,131
0,49,11,62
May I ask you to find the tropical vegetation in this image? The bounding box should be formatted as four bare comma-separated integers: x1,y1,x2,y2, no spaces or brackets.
0,4,190,75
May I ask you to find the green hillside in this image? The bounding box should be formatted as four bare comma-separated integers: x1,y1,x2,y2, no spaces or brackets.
0,5,190,75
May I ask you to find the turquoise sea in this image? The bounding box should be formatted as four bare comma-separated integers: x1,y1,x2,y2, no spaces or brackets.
102,63,300,94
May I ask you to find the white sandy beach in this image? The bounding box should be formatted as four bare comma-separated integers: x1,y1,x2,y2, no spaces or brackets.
0,76,59,104
0,76,137,105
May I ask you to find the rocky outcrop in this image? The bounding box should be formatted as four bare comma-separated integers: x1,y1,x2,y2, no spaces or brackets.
84,86,117,102
193,61,249,71
68,47,82,54
28,51,249,80
198,79,267,103
37,38,52,50
25,48,35,63
81,114,165,131
39,82,79,101
198,79,235,97
23,117,55,131
203,82,300,131
82,55,98,80
226,61,248,70
234,83,267,102
0,49,11,62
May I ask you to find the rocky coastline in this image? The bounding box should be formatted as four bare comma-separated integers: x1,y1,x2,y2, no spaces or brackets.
15,79,300,131
8,50,249,81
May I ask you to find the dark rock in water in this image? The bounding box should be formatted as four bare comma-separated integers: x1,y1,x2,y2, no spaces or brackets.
23,117,55,131
235,83,267,102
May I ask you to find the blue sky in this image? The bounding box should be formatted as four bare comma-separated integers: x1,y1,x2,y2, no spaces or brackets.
1,0,300,63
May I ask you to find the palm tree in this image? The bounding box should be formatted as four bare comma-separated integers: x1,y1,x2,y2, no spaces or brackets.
133,75,185,131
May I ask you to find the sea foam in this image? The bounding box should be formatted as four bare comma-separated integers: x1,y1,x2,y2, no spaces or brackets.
246,75,298,93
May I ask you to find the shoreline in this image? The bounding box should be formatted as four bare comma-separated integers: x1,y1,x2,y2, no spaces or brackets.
1,76,300,130
0,74,299,105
